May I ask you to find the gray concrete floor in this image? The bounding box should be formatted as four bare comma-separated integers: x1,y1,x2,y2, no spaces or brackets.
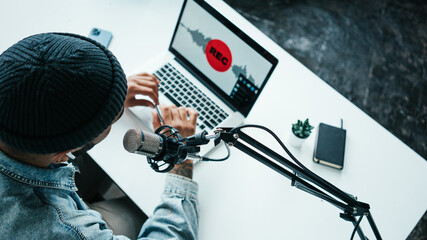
224,0,427,239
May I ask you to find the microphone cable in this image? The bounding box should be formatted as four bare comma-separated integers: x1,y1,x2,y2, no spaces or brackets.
200,141,230,162
231,124,308,170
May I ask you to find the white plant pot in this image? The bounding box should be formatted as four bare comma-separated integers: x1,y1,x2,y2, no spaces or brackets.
288,132,308,148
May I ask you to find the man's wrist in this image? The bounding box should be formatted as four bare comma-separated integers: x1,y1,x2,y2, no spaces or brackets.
168,160,193,179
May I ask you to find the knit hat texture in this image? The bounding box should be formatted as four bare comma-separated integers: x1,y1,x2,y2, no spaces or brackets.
0,32,127,154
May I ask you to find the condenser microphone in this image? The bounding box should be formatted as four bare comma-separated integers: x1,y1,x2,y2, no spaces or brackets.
123,127,194,172
123,127,217,172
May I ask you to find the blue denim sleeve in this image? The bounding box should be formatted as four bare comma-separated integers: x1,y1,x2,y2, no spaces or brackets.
138,174,199,240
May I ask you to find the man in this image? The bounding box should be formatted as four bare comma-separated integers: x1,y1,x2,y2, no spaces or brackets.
0,32,199,239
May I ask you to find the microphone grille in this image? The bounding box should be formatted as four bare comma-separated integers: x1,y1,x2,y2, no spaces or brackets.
123,129,142,153
123,129,162,157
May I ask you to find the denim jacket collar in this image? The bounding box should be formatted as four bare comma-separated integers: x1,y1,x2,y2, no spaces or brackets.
0,150,77,191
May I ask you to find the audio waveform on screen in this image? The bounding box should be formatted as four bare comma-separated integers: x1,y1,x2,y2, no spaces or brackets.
180,23,257,86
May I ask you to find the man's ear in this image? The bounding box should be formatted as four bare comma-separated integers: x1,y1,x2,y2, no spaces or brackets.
51,150,71,164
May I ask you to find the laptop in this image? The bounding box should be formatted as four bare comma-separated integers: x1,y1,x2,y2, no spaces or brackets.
130,0,278,155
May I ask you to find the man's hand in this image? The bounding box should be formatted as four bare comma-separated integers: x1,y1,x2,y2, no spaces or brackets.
152,105,198,179
125,73,160,108
152,105,197,137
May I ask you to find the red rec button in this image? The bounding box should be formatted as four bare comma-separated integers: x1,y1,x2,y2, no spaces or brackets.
205,39,232,72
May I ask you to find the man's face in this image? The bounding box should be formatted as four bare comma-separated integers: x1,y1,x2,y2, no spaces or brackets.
71,107,124,157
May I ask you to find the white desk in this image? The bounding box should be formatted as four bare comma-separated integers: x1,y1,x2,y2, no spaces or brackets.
1,1,426,239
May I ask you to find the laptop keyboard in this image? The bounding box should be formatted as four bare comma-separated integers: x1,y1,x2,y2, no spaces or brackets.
154,63,229,130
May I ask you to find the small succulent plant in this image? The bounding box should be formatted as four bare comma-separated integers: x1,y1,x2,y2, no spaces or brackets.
292,118,314,139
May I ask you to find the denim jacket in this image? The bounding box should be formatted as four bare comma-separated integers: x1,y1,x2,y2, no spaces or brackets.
0,150,199,240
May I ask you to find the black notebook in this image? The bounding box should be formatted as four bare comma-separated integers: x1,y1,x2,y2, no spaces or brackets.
313,123,346,169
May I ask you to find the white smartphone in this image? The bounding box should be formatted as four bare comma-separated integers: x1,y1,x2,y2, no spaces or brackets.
88,28,113,48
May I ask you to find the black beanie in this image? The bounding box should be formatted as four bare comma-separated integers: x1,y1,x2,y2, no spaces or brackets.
0,32,127,154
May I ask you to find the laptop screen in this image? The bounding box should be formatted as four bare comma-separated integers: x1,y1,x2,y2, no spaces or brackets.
169,0,278,116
